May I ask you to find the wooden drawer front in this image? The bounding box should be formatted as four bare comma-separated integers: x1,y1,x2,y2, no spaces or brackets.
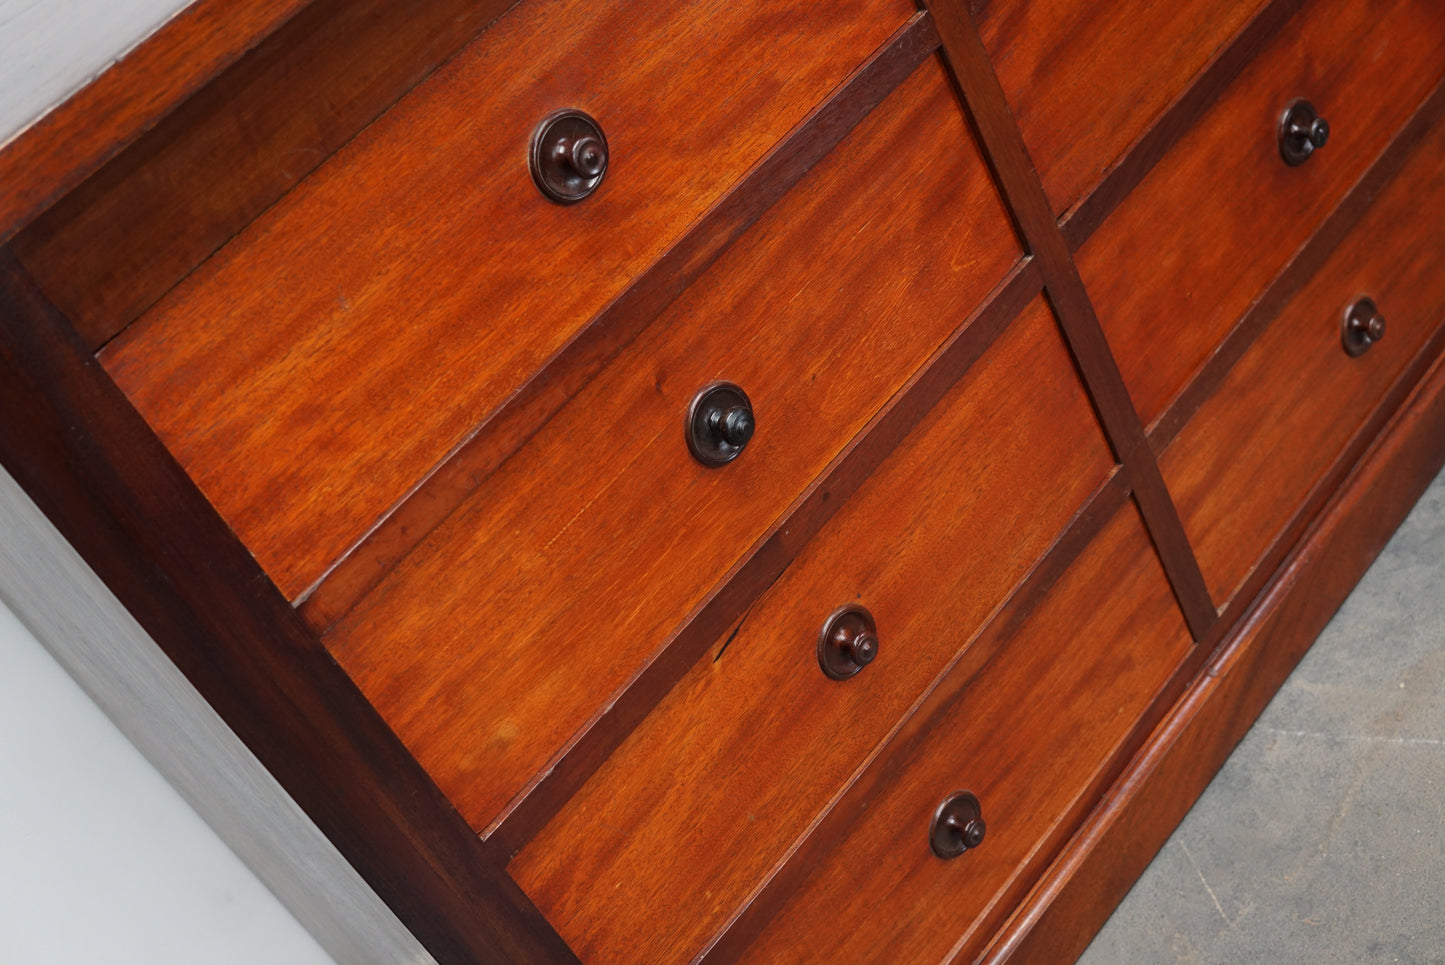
1078,0,1445,428
1161,111,1445,609
738,502,1191,965
974,0,1265,216
98,0,915,600
509,299,1115,965
324,59,1021,836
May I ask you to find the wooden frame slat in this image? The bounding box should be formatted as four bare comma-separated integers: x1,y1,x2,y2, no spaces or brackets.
923,0,1219,638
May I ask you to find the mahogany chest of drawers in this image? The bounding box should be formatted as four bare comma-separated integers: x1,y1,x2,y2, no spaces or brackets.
2,0,1443,961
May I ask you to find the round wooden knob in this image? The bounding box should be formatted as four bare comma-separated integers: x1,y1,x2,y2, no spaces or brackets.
1279,100,1329,166
686,382,755,466
817,604,878,680
530,109,608,203
709,403,755,449
930,791,986,859
1342,297,1385,357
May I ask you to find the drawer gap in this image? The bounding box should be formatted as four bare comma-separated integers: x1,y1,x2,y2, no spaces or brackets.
295,11,944,632
486,259,1041,854
692,467,1132,962
1059,0,1296,251
1148,73,1445,451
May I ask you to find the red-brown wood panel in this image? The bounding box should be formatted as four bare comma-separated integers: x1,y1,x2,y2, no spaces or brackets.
736,502,1190,965
0,0,309,241
1078,0,1445,429
971,0,1265,216
1161,110,1445,608
508,299,1114,965
12,0,524,350
98,0,914,600
324,57,1021,837
989,347,1445,965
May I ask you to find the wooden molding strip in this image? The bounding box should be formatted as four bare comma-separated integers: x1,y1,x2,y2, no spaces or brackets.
488,258,1041,854
0,249,578,965
695,467,1131,963
12,0,525,351
1059,0,1300,251
297,11,943,631
1149,73,1445,451
0,0,311,244
923,0,1219,639
983,337,1445,965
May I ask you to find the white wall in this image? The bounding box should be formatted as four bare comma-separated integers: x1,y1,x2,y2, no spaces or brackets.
0,0,198,145
0,601,337,965
1,3,361,963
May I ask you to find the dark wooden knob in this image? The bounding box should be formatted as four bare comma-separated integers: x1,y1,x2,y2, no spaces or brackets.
686,382,755,466
1342,297,1385,357
930,791,986,859
530,109,608,203
1279,100,1329,166
708,404,755,449
817,604,878,680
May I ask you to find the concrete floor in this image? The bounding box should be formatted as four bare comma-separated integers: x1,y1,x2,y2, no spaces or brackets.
1079,467,1445,965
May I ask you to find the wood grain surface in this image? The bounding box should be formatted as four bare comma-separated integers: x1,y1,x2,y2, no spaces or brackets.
987,346,1445,965
0,249,578,965
509,300,1114,965
324,57,1020,838
970,0,1266,216
13,0,524,350
1161,109,1445,608
738,504,1190,965
1059,0,1297,251
99,0,913,600
926,0,1218,640
0,0,309,243
1078,0,1445,429
1149,76,1445,452
485,261,1042,855
296,13,944,632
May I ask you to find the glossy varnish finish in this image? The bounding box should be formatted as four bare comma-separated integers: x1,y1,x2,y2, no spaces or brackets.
12,0,525,349
738,503,1191,965
1161,110,1445,608
2,0,1444,963
971,0,1265,216
1079,0,1445,428
325,58,1021,836
510,299,1114,965
990,347,1445,965
296,13,944,633
0,250,577,965
926,0,1218,640
99,0,914,600
1147,75,1445,451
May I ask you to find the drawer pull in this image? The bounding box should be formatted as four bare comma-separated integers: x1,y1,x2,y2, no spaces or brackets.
686,382,755,466
817,603,878,680
530,109,609,203
1278,100,1330,167
930,791,986,859
1342,297,1386,357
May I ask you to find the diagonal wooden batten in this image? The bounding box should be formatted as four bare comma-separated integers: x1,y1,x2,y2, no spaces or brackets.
923,0,1219,640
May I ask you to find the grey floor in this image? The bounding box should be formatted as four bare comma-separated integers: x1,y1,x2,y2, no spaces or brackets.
1078,467,1445,965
